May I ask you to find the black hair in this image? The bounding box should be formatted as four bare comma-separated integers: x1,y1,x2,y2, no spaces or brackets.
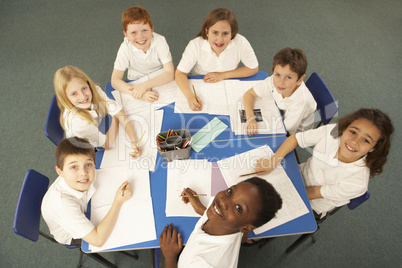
243,177,282,228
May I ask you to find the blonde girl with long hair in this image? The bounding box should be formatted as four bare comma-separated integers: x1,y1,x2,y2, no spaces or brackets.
54,65,141,157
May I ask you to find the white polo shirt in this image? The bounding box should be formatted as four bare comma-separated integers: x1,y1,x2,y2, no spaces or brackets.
177,34,258,75
178,203,243,268
41,176,96,244
253,75,317,134
114,32,173,80
63,86,122,147
295,124,370,217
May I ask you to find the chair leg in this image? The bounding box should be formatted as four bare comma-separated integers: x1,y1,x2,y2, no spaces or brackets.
285,233,314,254
84,251,118,268
77,250,84,268
151,248,161,268
118,250,138,260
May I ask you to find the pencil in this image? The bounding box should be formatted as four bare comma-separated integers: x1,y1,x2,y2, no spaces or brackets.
180,194,207,197
137,131,146,147
192,85,199,103
122,185,127,196
239,171,258,177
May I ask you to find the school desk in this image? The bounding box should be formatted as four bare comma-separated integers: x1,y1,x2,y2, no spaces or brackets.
82,73,317,253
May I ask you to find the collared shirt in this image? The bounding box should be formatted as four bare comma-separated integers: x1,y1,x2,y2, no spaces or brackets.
296,124,370,216
177,34,258,75
178,201,243,268
254,75,317,134
63,86,122,147
41,176,96,244
114,32,172,80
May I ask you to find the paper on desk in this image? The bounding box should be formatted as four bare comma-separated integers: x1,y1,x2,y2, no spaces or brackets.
191,117,228,152
224,80,286,135
217,146,309,235
89,167,156,251
166,159,212,217
100,103,163,171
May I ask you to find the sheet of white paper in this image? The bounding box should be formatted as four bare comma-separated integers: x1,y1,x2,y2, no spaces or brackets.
166,159,212,217
224,80,285,135
100,105,163,172
217,146,309,234
89,197,156,252
174,79,209,114
89,167,155,251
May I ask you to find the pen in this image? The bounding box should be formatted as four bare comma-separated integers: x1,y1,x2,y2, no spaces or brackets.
239,171,258,177
180,194,207,197
192,85,199,103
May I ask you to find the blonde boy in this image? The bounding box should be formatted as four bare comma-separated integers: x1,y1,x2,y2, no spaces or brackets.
243,48,316,135
111,6,174,103
41,137,132,247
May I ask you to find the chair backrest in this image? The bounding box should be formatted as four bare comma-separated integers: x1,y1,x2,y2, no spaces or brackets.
13,169,49,242
306,72,339,126
347,190,370,210
45,95,64,146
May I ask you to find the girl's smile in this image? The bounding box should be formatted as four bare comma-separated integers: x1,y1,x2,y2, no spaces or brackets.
337,118,381,163
206,20,232,56
65,78,93,110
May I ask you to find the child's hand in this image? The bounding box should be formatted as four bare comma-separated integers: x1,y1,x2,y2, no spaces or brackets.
203,72,224,83
160,224,183,265
130,146,142,158
115,181,132,204
181,188,206,215
246,117,258,136
142,91,159,103
187,95,203,111
129,84,148,99
255,157,277,175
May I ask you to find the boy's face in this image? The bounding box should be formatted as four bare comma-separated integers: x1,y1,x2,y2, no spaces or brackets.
65,78,92,110
206,20,232,56
338,118,381,163
272,64,305,98
56,154,95,192
206,182,260,234
124,22,154,52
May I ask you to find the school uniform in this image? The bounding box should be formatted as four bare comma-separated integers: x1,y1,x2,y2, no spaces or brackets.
253,75,317,135
178,203,243,268
63,86,122,147
295,124,370,218
41,176,95,245
177,34,258,75
114,32,172,80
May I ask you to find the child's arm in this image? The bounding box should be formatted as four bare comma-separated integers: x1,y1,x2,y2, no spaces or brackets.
203,66,259,83
255,134,299,175
160,223,183,268
115,110,141,158
181,188,206,215
111,69,135,95
83,181,132,247
103,116,120,150
137,61,175,100
175,69,203,111
306,186,323,200
243,88,259,136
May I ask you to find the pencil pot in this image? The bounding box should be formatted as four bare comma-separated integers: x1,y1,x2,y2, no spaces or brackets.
157,129,191,162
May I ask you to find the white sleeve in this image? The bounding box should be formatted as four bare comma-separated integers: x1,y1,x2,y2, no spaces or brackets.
156,36,173,64
253,76,272,97
67,115,106,147
295,124,334,148
283,102,309,135
177,39,199,73
95,86,122,116
320,168,369,201
113,40,130,71
239,35,258,69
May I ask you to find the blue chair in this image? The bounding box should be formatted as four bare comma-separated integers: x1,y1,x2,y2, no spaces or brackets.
306,72,339,128
45,95,64,146
13,169,120,267
285,190,370,254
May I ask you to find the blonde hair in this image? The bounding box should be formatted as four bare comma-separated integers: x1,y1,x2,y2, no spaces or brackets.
54,66,108,129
